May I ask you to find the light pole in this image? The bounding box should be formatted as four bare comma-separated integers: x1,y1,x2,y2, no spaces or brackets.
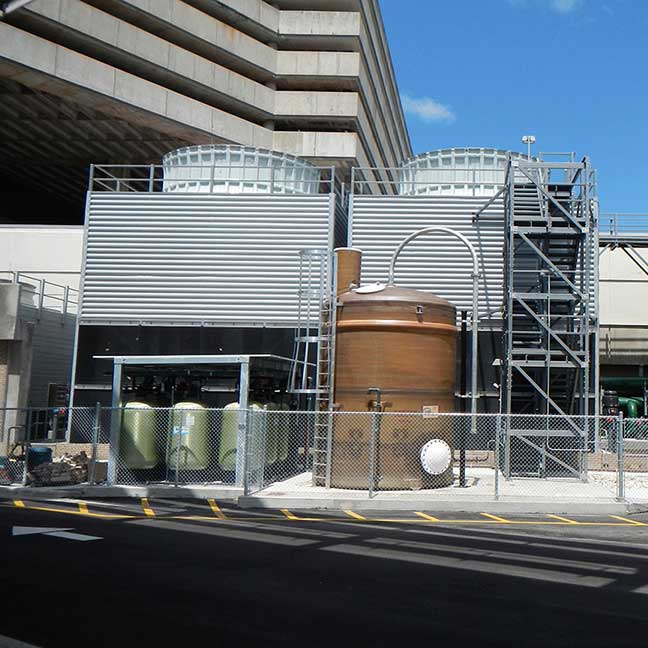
521,134,536,159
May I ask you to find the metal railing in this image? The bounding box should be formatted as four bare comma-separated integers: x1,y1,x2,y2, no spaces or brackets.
0,271,79,319
89,164,340,195
600,213,648,239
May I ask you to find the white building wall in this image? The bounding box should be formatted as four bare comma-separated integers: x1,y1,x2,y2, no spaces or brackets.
0,226,83,406
599,245,648,364
0,225,84,290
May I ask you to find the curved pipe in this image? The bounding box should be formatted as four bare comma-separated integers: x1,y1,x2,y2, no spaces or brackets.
387,226,481,422
388,226,479,285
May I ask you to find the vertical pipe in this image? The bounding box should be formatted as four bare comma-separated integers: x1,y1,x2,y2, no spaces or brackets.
459,310,468,487
616,411,624,501
236,361,250,489
89,402,100,485
470,271,479,428
367,388,382,498
368,413,376,499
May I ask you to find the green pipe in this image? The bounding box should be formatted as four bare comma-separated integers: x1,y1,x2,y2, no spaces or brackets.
619,396,643,418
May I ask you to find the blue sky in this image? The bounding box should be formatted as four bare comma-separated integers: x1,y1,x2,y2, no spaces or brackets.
380,0,647,214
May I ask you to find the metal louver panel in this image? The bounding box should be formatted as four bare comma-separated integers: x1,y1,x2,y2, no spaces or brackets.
349,196,505,324
81,193,334,325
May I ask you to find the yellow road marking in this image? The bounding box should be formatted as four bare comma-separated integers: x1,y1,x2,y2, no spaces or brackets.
141,498,155,517
207,499,226,519
481,513,512,523
2,499,644,528
280,509,299,520
548,514,580,524
610,515,647,526
8,501,133,518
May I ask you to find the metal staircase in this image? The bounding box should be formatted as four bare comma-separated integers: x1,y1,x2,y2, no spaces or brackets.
288,249,336,486
503,156,598,476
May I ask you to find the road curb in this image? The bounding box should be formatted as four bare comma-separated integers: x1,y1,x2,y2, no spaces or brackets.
0,484,242,502
1,485,643,515
237,495,630,515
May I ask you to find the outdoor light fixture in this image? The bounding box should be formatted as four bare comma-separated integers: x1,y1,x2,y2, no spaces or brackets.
521,134,536,159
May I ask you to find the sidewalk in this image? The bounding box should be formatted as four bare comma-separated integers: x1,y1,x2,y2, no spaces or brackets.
238,469,638,515
2,468,647,515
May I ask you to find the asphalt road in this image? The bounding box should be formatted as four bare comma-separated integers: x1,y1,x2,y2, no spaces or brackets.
2,499,648,647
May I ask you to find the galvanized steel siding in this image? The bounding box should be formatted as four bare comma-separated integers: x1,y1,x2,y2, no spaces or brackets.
20,305,76,407
349,196,505,321
82,193,334,325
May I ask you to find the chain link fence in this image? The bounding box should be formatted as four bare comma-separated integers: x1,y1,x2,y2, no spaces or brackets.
0,406,100,486
0,406,641,504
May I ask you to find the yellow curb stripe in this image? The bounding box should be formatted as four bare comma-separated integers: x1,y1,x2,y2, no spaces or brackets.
280,509,299,520
207,499,226,519
548,514,580,524
141,498,155,517
78,502,89,515
610,515,647,526
11,502,133,518
344,510,367,521
481,513,511,523
13,500,25,508
415,512,440,522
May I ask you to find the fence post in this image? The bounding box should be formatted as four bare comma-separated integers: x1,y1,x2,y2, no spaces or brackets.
368,412,377,499
21,409,32,487
325,410,333,489
174,410,183,487
242,408,253,495
494,414,500,500
616,411,625,501
89,403,101,485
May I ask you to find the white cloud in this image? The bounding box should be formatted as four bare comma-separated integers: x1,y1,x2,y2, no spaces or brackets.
550,0,581,12
401,95,456,124
507,0,583,12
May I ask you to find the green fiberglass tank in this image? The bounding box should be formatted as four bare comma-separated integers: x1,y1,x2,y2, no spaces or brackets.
167,402,209,471
219,402,262,472
264,403,279,465
120,402,159,469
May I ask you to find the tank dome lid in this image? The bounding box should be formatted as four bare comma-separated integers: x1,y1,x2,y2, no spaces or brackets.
354,282,386,294
341,284,455,310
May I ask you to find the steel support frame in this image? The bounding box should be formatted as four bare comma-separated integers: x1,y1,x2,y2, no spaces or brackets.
502,156,598,478
104,354,289,486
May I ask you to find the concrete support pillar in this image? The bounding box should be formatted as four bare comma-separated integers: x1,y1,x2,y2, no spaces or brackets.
1,326,34,453
0,283,34,452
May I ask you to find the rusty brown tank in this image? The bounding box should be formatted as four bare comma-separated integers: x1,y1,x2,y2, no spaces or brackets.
331,284,457,489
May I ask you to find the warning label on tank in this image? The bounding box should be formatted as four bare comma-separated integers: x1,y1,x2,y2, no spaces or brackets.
422,405,439,418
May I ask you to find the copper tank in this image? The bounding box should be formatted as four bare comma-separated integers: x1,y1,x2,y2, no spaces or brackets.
331,284,457,489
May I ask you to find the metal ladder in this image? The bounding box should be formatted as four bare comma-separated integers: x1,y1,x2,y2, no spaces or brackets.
288,249,336,486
